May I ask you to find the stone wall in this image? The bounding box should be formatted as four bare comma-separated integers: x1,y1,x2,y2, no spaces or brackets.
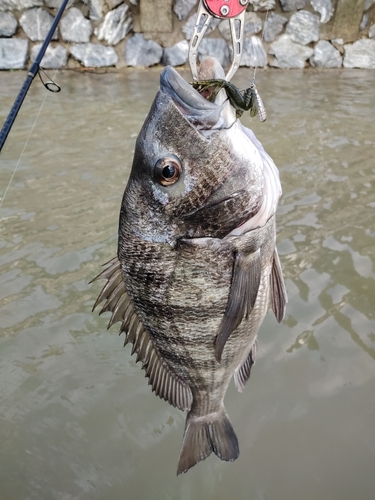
0,0,375,70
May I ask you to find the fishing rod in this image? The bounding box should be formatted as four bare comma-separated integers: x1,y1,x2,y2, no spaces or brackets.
0,0,70,153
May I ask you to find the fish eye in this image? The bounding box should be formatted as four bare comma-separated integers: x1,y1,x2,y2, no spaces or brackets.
154,156,182,186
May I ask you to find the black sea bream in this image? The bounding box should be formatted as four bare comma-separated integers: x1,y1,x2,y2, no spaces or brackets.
93,57,287,474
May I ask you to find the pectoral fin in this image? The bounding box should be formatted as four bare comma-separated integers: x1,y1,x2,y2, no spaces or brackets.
91,257,193,411
215,249,261,362
270,249,287,323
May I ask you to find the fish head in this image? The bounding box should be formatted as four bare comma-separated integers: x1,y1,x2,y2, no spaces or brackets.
121,57,264,244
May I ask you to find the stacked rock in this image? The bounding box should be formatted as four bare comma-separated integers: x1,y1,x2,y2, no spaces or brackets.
0,0,374,70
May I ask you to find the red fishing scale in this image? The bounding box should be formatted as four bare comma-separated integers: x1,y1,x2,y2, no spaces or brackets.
203,0,249,19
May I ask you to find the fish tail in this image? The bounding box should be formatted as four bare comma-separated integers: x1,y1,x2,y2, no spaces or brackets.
177,407,239,475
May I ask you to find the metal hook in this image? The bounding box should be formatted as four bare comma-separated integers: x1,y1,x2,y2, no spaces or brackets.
37,67,61,93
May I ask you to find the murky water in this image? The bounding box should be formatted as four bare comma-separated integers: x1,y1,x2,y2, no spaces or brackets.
0,67,374,500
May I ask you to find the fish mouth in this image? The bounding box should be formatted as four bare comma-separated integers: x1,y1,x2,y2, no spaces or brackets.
160,58,235,131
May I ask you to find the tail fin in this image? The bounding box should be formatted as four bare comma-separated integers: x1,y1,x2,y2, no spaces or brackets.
177,408,239,475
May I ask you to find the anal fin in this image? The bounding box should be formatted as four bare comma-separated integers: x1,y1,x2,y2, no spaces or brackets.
91,257,193,412
215,249,261,362
270,249,287,323
234,338,258,392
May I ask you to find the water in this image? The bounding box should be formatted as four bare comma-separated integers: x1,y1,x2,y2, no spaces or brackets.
0,67,374,500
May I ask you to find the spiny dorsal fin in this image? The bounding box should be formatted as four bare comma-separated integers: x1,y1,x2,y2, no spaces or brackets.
91,257,193,412
233,338,258,392
215,249,261,362
270,249,287,323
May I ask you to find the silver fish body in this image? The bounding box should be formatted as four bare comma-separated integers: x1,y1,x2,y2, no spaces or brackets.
93,57,286,474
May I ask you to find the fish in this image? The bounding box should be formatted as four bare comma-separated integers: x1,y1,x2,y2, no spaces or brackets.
92,57,287,475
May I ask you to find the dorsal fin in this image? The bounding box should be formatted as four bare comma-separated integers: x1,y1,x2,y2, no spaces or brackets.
91,257,193,412
233,338,258,392
215,249,261,362
270,249,287,323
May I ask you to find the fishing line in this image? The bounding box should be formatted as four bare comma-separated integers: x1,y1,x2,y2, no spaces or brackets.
0,67,61,209
0,0,86,208
252,9,269,83
0,92,50,209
